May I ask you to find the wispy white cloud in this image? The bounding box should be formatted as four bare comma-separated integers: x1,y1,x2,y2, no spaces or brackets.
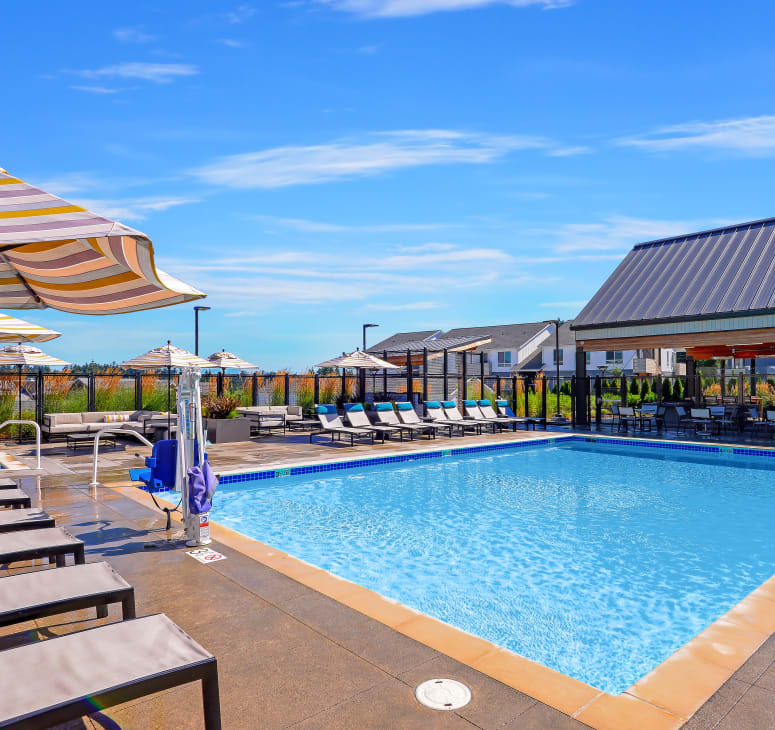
547,145,591,157
367,301,443,310
75,196,198,222
536,215,717,253
68,85,119,95
254,214,452,233
71,62,198,84
318,0,570,18
190,129,582,188
217,38,246,48
618,116,775,156
226,4,256,23
113,26,156,43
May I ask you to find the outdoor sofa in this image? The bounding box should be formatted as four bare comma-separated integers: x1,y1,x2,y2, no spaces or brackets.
236,405,303,435
42,410,175,440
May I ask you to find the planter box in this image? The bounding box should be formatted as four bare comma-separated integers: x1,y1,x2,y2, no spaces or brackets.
204,417,250,444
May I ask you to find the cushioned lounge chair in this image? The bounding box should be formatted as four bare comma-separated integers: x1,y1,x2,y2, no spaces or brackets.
0,527,85,568
463,400,513,432
373,403,435,439
423,401,477,435
434,401,485,434
0,561,134,627
0,489,31,510
495,400,539,430
312,405,375,446
0,507,54,532
343,403,402,442
0,613,221,730
394,402,456,437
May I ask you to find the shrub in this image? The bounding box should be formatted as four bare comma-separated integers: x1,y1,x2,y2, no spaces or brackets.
202,394,240,419
640,379,651,399
674,378,684,399
661,379,673,400
629,378,640,396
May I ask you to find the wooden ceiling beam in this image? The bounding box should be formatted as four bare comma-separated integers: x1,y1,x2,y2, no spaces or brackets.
577,327,775,351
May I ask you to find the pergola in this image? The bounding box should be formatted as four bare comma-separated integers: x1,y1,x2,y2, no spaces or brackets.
570,216,775,424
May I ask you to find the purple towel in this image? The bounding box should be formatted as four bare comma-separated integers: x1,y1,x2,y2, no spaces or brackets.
188,460,218,515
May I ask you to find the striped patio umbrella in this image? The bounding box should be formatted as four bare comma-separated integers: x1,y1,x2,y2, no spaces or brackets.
0,312,60,343
121,342,212,431
0,344,70,441
206,349,257,372
0,167,204,314
317,349,399,369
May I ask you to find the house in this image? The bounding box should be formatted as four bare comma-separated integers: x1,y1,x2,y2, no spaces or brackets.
541,321,678,376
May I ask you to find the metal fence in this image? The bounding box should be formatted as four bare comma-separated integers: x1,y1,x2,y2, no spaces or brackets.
1,367,771,438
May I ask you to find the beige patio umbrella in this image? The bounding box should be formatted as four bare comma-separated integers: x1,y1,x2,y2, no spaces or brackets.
0,312,61,343
0,344,70,441
206,349,257,372
0,167,204,314
121,342,212,431
317,349,399,370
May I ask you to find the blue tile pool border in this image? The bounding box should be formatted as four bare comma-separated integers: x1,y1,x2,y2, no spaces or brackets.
135,434,775,492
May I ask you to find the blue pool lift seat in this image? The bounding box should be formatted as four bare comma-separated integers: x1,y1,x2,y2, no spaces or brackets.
130,440,207,492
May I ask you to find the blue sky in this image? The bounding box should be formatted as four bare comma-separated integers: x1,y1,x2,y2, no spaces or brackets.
3,0,775,369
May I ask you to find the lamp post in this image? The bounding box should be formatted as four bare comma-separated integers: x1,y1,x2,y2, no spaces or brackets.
544,318,565,417
194,306,211,356
362,323,378,351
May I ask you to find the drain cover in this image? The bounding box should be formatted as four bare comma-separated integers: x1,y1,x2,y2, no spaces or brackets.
415,678,471,710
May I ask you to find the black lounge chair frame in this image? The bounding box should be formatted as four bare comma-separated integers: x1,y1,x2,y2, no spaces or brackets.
0,528,85,568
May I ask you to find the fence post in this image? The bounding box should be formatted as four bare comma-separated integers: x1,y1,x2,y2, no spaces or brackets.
524,376,530,417
541,375,547,424
135,373,143,410
383,350,388,398
87,371,95,412
340,370,346,405
587,376,592,425
443,348,449,401
422,348,428,404
406,349,414,407
496,376,501,398
656,374,662,404
284,373,290,406
571,376,576,428
252,372,259,406
462,351,467,401
216,372,224,397
720,361,726,397
313,373,319,406
595,375,602,429
511,376,517,414
620,375,627,406
480,352,485,400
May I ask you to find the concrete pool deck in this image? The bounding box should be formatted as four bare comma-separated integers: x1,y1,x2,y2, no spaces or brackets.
3,430,775,727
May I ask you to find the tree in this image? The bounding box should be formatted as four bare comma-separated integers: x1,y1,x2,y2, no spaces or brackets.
674,378,684,399
629,378,640,396
640,379,651,398
661,378,673,400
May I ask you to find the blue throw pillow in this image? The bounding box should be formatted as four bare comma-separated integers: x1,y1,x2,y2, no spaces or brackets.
441,400,456,408
344,403,364,412
463,400,477,407
495,400,508,406
425,401,442,409
396,402,413,411
375,403,393,411
477,400,490,407
316,404,337,414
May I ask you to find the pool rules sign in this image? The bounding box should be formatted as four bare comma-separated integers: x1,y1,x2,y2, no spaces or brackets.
186,547,227,564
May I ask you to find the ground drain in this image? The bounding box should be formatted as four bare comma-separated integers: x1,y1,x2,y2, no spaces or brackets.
415,678,471,711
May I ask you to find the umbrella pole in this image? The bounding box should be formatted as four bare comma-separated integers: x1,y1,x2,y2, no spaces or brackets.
17,364,22,444
167,366,171,435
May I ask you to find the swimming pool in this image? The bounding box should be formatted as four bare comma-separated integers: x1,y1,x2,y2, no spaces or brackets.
212,438,775,694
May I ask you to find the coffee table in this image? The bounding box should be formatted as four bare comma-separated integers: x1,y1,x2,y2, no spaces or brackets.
66,433,117,451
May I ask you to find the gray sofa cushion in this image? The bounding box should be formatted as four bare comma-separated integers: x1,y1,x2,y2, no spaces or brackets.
47,423,89,435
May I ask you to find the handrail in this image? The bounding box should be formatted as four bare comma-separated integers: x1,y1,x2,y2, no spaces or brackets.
0,420,41,470
90,428,154,488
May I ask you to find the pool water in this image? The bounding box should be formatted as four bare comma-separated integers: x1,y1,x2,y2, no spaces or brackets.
213,441,775,693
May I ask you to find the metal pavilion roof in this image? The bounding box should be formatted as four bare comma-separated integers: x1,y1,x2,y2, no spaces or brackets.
368,335,491,354
572,216,775,330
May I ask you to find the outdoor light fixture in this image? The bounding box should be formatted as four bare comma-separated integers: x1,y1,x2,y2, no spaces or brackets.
362,323,378,351
194,306,211,356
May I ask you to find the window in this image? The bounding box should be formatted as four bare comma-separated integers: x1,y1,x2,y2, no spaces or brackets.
585,352,591,365
497,351,511,367
606,351,623,365
552,349,563,365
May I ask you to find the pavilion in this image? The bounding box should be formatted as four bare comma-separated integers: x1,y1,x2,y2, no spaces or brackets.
571,216,775,424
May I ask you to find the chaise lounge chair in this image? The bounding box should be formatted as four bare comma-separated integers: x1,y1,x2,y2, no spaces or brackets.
424,401,480,435
394,402,456,437
495,399,540,430
463,400,513,432
373,403,435,439
0,613,221,730
0,507,55,532
312,405,375,446
343,403,402,442
436,401,487,434
0,561,135,627
0,526,85,568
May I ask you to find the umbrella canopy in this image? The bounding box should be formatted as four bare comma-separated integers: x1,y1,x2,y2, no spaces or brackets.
121,342,212,370
0,167,205,314
0,343,69,366
206,349,257,371
0,312,60,343
317,349,400,369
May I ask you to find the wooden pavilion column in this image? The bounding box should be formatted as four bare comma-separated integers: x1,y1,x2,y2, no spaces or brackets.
685,356,696,405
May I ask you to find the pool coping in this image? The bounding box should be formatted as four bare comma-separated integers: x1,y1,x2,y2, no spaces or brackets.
109,432,775,730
